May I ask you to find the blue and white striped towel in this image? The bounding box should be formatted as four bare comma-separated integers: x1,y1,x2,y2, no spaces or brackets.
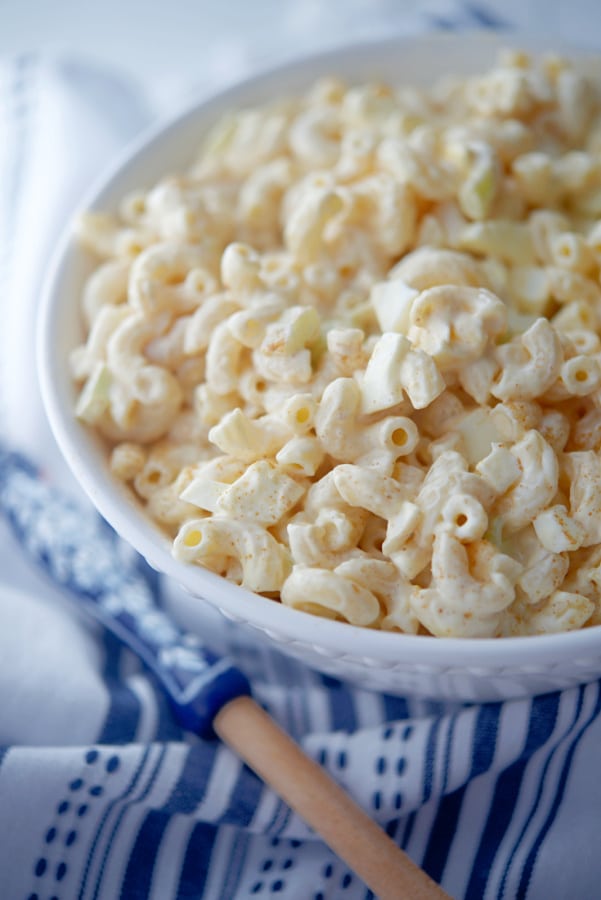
1,6,601,899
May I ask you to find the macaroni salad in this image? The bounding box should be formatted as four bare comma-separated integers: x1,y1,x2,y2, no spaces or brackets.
72,51,601,637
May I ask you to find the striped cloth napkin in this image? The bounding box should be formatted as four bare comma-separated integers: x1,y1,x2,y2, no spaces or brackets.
1,7,601,899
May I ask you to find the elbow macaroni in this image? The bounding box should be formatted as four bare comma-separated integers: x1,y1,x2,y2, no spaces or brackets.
72,50,601,637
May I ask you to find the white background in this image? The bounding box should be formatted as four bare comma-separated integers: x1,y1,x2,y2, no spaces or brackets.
2,0,601,109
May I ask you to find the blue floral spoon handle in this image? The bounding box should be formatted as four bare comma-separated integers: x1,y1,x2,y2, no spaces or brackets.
0,449,250,736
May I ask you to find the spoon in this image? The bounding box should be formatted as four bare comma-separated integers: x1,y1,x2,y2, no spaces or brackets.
0,448,449,900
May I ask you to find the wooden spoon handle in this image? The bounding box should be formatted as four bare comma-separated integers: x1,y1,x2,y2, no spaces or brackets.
214,695,450,900
0,454,446,895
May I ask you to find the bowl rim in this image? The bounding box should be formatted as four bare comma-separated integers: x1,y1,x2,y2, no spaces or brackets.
38,29,601,668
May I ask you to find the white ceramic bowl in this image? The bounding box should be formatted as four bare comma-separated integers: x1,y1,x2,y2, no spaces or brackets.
39,31,601,702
